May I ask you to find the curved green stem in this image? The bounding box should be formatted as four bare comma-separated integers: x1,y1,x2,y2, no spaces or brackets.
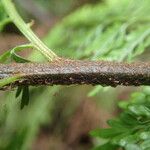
1,0,59,61
0,75,22,88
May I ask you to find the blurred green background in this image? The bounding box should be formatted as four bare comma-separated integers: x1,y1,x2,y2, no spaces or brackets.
0,0,149,149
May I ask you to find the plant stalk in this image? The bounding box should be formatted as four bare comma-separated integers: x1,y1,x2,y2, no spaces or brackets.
0,59,149,89
1,0,59,61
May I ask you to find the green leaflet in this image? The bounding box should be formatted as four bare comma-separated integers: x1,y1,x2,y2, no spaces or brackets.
90,128,127,138
91,87,150,150
16,86,30,109
45,0,150,60
0,44,33,63
20,86,30,109
128,105,150,117
16,86,23,98
0,86,60,149
0,44,33,109
0,74,23,110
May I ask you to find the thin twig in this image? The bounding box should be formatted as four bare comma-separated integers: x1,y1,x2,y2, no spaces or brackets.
0,59,149,89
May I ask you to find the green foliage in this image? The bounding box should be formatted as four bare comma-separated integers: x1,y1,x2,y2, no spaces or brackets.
0,86,59,150
44,0,150,95
45,0,150,61
34,0,74,15
31,1,150,149
0,0,149,150
90,87,150,150
0,44,33,109
16,86,30,109
0,44,32,63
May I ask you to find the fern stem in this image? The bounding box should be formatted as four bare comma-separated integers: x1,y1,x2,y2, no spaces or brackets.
1,0,59,61
0,60,149,89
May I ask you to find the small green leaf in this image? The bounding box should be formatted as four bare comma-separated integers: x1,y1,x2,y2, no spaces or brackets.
10,44,33,63
15,86,23,98
90,128,125,138
0,44,33,63
107,119,126,129
128,105,150,117
20,86,30,109
120,112,139,126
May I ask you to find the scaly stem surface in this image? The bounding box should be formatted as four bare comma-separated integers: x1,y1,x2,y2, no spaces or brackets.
0,60,149,89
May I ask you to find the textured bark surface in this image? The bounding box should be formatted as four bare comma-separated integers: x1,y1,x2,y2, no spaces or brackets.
0,59,149,88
